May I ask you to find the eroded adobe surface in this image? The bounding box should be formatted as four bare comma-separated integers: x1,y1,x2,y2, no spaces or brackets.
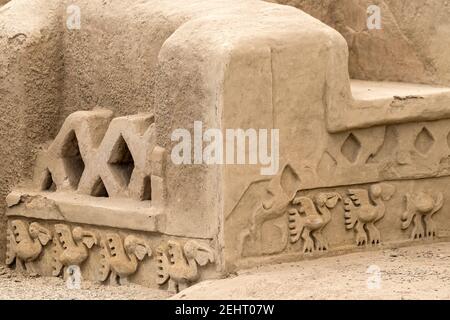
2,0,450,290
273,0,450,85
2,0,348,289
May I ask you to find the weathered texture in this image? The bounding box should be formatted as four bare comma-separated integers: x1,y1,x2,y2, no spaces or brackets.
2,0,450,291
0,264,172,300
0,0,63,262
2,0,350,289
273,0,450,85
174,242,450,300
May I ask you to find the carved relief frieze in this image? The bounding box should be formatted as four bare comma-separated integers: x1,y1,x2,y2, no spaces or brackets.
344,183,395,246
317,127,386,183
317,120,450,188
4,218,216,289
156,240,215,293
51,224,97,277
6,220,52,274
401,192,444,239
288,193,341,252
98,234,152,285
232,164,300,258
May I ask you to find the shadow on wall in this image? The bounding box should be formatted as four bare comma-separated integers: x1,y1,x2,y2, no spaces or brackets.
0,0,10,6
273,0,450,86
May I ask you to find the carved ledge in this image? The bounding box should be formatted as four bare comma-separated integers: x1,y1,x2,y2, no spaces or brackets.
5,109,168,233
6,190,166,233
327,80,450,132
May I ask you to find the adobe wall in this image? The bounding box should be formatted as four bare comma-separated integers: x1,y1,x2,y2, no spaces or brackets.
1,0,352,287
0,0,63,261
0,0,225,259
273,0,450,86
2,0,450,287
58,0,348,245
0,0,348,264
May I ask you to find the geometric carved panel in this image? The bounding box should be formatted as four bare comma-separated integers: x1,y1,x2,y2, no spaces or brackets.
33,110,157,201
414,127,434,155
341,133,361,163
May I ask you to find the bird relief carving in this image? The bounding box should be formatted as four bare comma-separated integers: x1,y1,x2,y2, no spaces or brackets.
98,234,152,285
156,240,215,293
288,193,341,253
401,191,444,240
344,183,395,246
6,220,52,274
51,224,97,277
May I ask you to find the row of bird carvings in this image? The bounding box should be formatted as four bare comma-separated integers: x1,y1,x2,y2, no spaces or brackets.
248,180,444,254
289,183,444,252
6,221,215,292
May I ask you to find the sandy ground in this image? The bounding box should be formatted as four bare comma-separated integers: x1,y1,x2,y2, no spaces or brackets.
0,266,171,300
175,242,450,300
1,242,450,300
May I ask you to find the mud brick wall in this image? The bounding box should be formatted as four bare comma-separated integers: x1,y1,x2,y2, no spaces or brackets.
272,0,450,85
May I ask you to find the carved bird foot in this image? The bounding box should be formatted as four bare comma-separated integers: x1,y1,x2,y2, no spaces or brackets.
367,225,381,246
303,238,314,253
168,279,179,294
109,273,120,286
315,243,328,251
119,277,130,286
15,259,26,274
25,262,38,277
425,219,436,238
313,234,328,251
411,225,425,240
356,232,368,246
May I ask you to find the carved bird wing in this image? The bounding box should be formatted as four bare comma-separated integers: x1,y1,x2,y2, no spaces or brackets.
10,220,30,244
156,245,170,285
107,234,124,258
134,244,150,261
125,236,151,261
51,236,64,276
5,225,16,265
51,224,72,276
187,241,215,266
167,241,184,264
98,236,113,282
347,189,369,207
288,208,303,243
54,224,76,249
344,189,369,229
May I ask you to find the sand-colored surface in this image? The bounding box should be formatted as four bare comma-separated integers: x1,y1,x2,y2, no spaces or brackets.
1,242,450,299
175,242,450,300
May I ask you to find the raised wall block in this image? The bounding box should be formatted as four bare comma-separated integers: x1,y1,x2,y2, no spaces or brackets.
3,0,450,289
